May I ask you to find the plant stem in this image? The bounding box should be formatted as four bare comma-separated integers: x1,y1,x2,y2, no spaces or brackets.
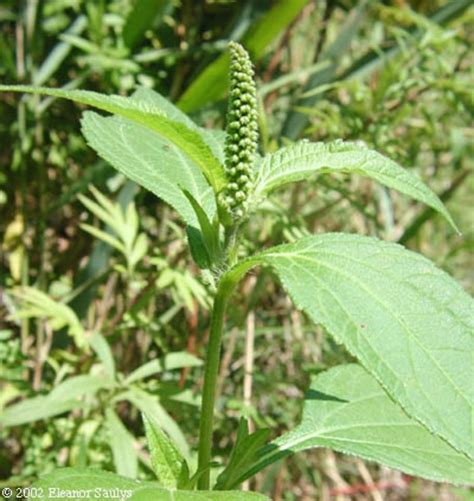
196,233,254,489
197,282,230,490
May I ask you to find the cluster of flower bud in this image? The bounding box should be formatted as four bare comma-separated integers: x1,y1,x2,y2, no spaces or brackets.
220,41,258,222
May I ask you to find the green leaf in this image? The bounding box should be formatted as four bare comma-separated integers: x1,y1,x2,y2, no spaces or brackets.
0,375,110,426
177,0,309,112
33,15,88,86
32,468,270,500
124,351,202,385
253,141,458,231
78,188,124,233
0,396,81,427
215,419,270,490
116,387,189,459
129,232,149,271
131,87,197,129
49,374,113,401
32,468,158,500
122,0,169,50
105,409,138,479
131,87,227,163
183,190,221,263
90,332,116,380
130,488,269,501
235,233,473,459
10,286,86,349
143,414,189,488
80,111,216,226
199,128,226,165
0,85,225,194
187,226,212,269
79,223,126,253
238,365,473,486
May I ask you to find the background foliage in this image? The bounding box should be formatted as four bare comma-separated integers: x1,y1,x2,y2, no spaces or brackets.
0,0,472,499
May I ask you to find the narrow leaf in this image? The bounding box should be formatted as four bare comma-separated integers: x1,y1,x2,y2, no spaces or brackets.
0,397,81,427
183,190,220,261
124,352,202,385
105,408,138,479
117,388,189,458
79,223,126,253
0,375,109,426
9,287,86,349
143,414,189,488
90,332,116,380
187,226,211,269
33,15,88,86
78,192,120,232
49,374,112,401
215,419,270,490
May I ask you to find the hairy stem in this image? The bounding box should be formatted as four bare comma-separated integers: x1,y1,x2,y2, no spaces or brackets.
196,257,257,489
197,282,231,490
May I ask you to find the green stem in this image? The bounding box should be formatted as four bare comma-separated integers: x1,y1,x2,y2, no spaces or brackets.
197,281,231,490
196,238,258,489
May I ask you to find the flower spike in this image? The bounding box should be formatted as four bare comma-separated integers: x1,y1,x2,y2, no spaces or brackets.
219,41,258,225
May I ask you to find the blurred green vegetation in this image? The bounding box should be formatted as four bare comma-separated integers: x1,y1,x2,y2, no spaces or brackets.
0,0,472,499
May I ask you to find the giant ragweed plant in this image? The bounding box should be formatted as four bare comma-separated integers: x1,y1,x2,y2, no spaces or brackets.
0,42,472,499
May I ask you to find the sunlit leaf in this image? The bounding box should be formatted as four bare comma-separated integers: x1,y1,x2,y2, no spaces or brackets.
32,468,270,500
253,141,458,231
237,365,473,486
0,85,225,193
232,233,473,458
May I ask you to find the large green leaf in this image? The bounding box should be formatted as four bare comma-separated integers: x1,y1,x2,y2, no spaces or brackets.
234,233,473,459
252,141,457,230
80,111,215,226
32,468,269,500
131,87,197,129
131,87,226,163
0,85,225,193
237,365,473,487
80,87,221,226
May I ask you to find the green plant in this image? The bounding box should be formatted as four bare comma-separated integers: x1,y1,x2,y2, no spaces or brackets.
0,323,202,474
0,41,472,499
